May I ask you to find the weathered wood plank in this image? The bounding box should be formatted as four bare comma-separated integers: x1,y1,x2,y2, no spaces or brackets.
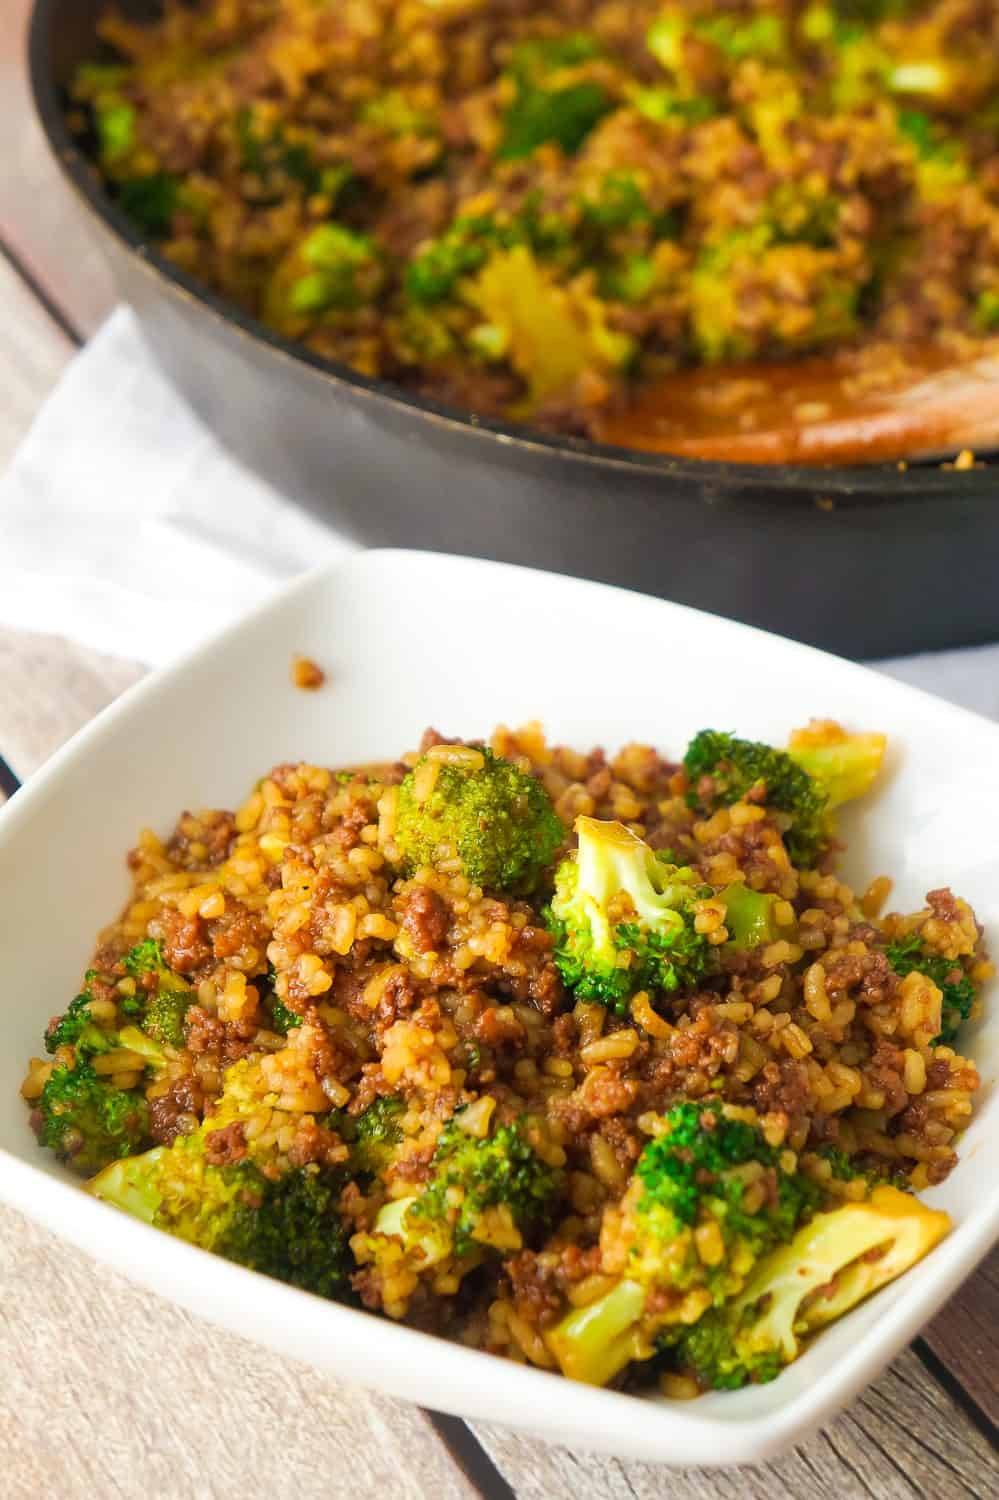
474,1346,998,1500
0,626,142,779
1,0,117,338
921,1245,999,1432
0,254,74,470
0,1203,480,1500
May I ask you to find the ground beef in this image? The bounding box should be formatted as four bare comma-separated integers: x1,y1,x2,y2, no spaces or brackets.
148,1076,204,1145
157,909,212,974
752,1058,812,1130
398,886,450,953
204,1120,248,1166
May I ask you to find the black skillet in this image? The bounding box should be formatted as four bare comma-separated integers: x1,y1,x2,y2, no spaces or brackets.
28,0,999,658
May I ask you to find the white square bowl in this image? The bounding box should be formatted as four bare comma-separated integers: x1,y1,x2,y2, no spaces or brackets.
1,549,996,1466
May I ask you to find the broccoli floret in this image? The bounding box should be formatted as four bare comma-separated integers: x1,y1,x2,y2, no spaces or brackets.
545,1101,820,1385
393,744,563,892
632,88,717,125
350,1096,405,1175
886,934,978,1045
785,722,886,811
579,172,650,233
235,105,324,193
499,34,610,160
121,939,165,980
268,996,304,1035
599,254,658,304
45,988,107,1054
361,90,437,139
975,290,999,332
357,1112,561,1315
88,1135,353,1300
669,1186,950,1390
257,963,304,1035
264,223,384,331
693,13,787,62
817,1145,860,1181
405,216,496,303
95,99,135,164
121,939,192,1048
409,1113,560,1257
118,173,179,237
142,988,191,1048
684,730,831,866
37,1063,149,1174
546,816,716,1012
718,883,782,948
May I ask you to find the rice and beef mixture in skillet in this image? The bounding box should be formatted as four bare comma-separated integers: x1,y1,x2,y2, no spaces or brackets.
73,1,999,439
22,720,988,1394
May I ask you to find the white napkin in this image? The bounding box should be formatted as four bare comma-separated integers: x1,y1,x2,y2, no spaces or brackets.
2,306,998,716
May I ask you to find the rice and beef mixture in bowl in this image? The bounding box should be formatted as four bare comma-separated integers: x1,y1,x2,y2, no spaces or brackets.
72,0,999,445
21,721,989,1395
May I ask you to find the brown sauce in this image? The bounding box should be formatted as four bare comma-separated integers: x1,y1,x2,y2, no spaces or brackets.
595,343,999,466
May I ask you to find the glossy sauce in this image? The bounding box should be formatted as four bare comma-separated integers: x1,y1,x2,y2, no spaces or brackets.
596,343,999,466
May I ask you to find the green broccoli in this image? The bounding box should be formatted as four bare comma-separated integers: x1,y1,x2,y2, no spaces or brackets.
95,99,136,165
684,730,831,866
349,1096,405,1175
975,290,999,332
404,198,574,307
406,1113,560,1257
142,988,191,1048
785,727,886,811
268,996,304,1035
668,1185,950,1389
546,816,716,1012
88,1135,353,1300
121,939,165,979
264,223,384,330
546,1101,821,1386
37,1063,149,1174
405,216,496,303
886,933,978,1045
599,255,658,303
117,173,179,238
693,13,787,62
816,1145,861,1181
364,1110,555,1284
579,172,650,233
499,34,610,160
357,1111,562,1316
45,986,108,1055
718,882,782,949
361,90,437,138
121,939,192,1048
632,88,717,125
235,106,323,193
393,744,563,892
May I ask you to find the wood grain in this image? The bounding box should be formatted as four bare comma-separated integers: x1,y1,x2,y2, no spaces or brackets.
474,1349,999,1499
0,1203,479,1500
922,1246,999,1432
0,254,74,470
1,0,116,339
0,625,142,779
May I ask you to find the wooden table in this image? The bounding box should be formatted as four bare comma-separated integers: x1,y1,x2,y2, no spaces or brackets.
1,5,997,1494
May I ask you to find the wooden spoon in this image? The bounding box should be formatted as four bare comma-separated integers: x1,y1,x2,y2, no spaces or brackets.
595,340,999,466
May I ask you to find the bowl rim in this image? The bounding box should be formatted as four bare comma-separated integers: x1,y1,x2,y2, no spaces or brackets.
27,0,999,504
